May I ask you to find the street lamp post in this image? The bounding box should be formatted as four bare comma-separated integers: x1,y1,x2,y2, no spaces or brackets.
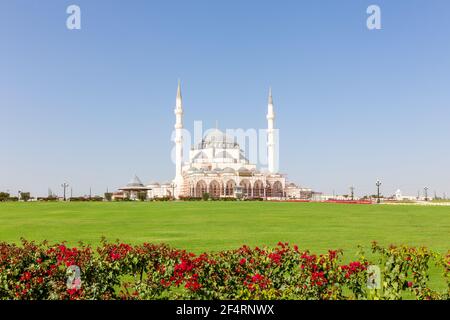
61,183,69,201
171,183,176,200
376,180,382,204
424,187,429,201
350,186,355,201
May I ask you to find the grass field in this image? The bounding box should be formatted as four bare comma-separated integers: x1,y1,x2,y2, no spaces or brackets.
1,201,448,290
0,201,448,254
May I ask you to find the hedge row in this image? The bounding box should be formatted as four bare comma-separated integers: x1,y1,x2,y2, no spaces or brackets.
0,240,448,300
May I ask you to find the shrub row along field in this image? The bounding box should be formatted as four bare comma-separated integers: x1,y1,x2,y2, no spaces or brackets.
1,240,448,300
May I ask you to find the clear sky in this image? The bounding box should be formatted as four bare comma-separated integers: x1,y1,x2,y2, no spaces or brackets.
1,0,449,198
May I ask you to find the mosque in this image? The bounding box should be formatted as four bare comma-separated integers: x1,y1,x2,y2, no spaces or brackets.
115,83,315,200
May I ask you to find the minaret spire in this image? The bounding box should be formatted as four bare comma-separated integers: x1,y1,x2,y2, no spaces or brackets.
173,80,184,198
176,79,182,108
266,87,276,173
268,87,273,106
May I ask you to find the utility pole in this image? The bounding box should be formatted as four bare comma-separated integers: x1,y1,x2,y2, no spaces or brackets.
350,186,355,201
61,183,69,201
376,180,382,204
424,186,429,201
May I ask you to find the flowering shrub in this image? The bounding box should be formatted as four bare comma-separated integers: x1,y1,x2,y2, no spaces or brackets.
368,242,450,300
0,239,448,300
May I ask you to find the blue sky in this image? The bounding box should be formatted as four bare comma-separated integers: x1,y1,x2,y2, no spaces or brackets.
1,0,449,198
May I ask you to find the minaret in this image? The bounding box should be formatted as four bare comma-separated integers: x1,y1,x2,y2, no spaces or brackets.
173,80,184,197
266,87,276,173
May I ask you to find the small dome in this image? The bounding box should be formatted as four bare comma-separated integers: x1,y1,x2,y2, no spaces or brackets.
288,183,297,187
223,167,235,174
213,167,223,172
186,167,198,173
126,175,144,187
238,167,250,172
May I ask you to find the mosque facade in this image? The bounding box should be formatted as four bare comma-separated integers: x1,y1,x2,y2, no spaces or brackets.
116,83,314,200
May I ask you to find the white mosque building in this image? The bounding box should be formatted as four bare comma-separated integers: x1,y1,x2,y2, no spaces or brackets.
115,83,314,200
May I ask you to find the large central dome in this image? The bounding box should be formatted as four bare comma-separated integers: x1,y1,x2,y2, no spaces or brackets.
204,129,234,143
196,129,237,149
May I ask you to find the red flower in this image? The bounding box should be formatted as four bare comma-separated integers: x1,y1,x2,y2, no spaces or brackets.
20,271,32,281
160,279,171,288
407,281,413,288
277,241,285,248
185,276,201,291
328,250,338,260
67,288,77,295
239,258,246,265
268,252,282,264
251,274,264,283
110,252,121,261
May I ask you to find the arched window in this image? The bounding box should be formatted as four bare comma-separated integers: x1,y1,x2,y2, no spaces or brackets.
253,180,264,198
239,180,251,197
195,180,207,197
273,181,283,198
266,183,272,198
209,180,221,198
225,180,236,196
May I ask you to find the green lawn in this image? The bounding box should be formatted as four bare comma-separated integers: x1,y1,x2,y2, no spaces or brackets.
1,201,448,290
0,201,448,255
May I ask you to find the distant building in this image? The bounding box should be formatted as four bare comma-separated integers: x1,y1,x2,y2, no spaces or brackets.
115,176,150,200
393,189,418,201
